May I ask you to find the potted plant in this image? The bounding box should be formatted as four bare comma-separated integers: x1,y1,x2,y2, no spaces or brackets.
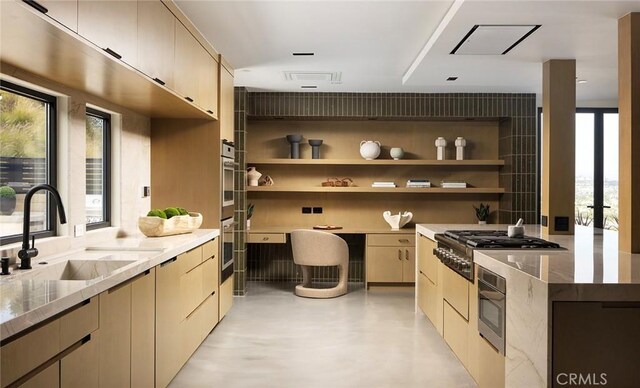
247,203,254,230
0,186,17,216
473,203,490,224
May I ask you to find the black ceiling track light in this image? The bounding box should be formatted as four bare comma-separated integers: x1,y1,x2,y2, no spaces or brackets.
301,85,317,89
292,52,315,56
447,76,459,81
450,24,541,55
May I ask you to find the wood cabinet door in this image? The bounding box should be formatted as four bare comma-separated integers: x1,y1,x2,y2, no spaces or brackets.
77,0,137,66
37,0,78,32
443,301,469,367
20,361,60,388
219,275,234,320
155,257,182,388
366,247,403,283
60,333,99,388
442,266,470,320
174,21,200,102
199,52,218,117
219,65,234,141
137,0,174,88
131,269,156,388
401,247,415,282
98,284,132,388
417,234,438,284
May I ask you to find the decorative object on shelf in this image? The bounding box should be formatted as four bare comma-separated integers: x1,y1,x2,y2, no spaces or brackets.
261,175,275,186
435,137,447,160
372,181,396,188
308,139,323,159
455,137,466,160
322,177,353,187
247,167,262,186
390,147,405,160
508,218,525,238
286,134,303,159
382,210,413,230
0,185,17,216
138,212,203,237
247,203,254,230
359,140,381,160
473,203,490,224
406,179,431,188
441,180,467,188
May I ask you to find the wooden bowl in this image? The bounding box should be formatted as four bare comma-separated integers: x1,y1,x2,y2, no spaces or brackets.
138,212,203,237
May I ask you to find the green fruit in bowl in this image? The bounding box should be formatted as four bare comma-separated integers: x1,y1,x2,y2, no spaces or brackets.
177,207,188,216
164,207,181,219
147,209,167,219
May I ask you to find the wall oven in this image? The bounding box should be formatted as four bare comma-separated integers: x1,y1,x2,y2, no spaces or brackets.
221,141,234,220
220,217,235,283
477,266,507,355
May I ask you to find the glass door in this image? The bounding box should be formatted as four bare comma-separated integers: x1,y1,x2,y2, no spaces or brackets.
603,113,619,230
575,112,595,228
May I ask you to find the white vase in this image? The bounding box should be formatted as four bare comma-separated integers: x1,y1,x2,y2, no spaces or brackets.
383,211,413,230
455,137,466,160
247,167,262,186
478,220,487,225
435,137,447,160
360,140,381,160
247,219,251,230
390,147,404,160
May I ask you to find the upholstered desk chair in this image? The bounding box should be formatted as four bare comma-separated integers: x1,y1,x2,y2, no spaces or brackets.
290,229,349,298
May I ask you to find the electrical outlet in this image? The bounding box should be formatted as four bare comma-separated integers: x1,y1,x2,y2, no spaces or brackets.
74,224,86,237
302,207,312,214
312,207,323,214
142,186,151,198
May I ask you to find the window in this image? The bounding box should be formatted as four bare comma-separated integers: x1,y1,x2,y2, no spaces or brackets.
0,80,57,244
85,107,110,229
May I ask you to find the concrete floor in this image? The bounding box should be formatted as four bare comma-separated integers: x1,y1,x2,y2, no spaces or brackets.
170,282,476,388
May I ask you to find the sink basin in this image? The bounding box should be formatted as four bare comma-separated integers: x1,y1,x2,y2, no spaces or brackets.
21,259,137,281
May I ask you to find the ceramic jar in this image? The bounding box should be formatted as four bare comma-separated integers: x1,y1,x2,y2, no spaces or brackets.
455,137,466,160
286,134,303,159
308,139,323,159
390,147,404,160
360,140,381,160
247,167,262,186
435,137,447,160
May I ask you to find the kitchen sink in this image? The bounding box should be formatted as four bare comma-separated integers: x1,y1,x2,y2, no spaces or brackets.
19,259,137,281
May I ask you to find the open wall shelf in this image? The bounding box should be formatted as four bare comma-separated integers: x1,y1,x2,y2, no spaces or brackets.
247,159,505,166
247,187,505,194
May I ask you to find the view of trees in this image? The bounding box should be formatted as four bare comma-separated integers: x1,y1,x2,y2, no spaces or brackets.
0,90,46,158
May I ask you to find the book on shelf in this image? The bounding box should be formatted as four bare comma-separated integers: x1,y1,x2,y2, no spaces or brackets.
406,179,431,188
372,181,397,188
441,181,467,188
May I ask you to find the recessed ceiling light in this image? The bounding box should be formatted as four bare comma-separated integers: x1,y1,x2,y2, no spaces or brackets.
301,85,317,89
447,76,458,81
577,79,587,84
292,52,314,56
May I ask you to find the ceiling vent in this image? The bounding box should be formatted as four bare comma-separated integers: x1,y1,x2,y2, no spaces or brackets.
451,25,541,55
283,71,342,83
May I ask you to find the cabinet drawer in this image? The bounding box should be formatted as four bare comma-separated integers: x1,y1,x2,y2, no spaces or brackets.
180,264,204,319
202,238,218,260
199,292,219,339
443,301,469,367
367,234,414,247
179,245,203,274
417,234,438,284
59,296,98,350
418,271,437,325
248,233,286,244
201,257,218,300
442,266,469,320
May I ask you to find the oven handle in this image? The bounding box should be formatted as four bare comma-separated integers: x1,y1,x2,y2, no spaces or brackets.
222,220,237,229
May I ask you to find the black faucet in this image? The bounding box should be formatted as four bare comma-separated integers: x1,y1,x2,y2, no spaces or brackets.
17,184,67,270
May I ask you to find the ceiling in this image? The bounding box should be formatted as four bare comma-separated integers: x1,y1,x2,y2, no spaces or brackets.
175,0,640,106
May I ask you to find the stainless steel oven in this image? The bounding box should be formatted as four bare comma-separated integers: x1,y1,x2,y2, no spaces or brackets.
220,216,235,283
221,141,234,219
477,266,507,355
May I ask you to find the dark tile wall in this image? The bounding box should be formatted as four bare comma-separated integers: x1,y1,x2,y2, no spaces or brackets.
239,92,537,284
233,87,248,296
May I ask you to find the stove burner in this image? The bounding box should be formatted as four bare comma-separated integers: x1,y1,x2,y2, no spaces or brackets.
444,230,561,249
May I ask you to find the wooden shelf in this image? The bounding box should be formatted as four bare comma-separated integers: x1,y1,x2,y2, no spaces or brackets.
247,159,504,166
0,1,212,119
247,187,505,194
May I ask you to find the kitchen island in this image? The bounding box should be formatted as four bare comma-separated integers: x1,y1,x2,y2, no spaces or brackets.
415,224,640,388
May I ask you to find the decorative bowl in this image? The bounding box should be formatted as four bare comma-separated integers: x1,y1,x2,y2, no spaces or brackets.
138,212,203,237
286,134,303,143
383,211,413,230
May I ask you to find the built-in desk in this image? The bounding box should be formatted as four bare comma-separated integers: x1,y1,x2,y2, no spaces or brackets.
247,227,416,288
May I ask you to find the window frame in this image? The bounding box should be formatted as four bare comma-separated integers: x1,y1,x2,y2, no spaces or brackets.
85,107,111,231
0,80,57,245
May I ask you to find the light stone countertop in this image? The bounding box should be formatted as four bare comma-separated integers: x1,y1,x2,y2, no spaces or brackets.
0,229,219,341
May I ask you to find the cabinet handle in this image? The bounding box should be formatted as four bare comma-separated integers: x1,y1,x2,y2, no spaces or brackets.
405,249,409,260
399,239,410,244
398,249,402,260
185,96,194,102
23,0,48,13
207,110,214,114
160,257,177,267
153,77,165,86
263,237,269,241
104,47,122,60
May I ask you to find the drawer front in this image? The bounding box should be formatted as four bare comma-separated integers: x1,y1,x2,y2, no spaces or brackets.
443,301,469,367
60,296,99,350
202,238,218,260
199,293,219,339
417,234,438,284
367,233,415,247
248,233,286,244
418,271,438,325
180,264,204,319
201,257,218,300
442,266,469,320
366,246,404,283
179,245,203,274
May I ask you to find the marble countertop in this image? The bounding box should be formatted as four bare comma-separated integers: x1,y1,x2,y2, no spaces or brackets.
0,229,219,340
248,226,415,234
416,224,640,285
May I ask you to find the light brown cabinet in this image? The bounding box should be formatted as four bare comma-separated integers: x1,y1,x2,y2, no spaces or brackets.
34,0,78,32
156,256,182,388
366,234,415,287
77,0,138,66
98,281,132,387
137,0,175,88
21,362,60,388
219,61,234,141
131,268,156,388
198,50,218,117
442,262,470,320
60,332,100,388
219,275,234,320
417,233,438,283
443,300,469,367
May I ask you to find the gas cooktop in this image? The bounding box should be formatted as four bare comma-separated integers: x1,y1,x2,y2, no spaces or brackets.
443,230,561,249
